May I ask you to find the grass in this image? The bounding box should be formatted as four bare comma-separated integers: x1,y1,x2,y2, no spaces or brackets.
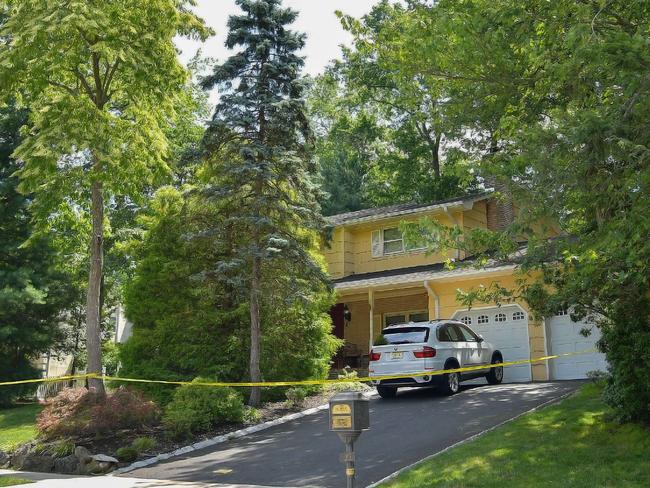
0,403,42,451
0,478,34,486
383,383,650,488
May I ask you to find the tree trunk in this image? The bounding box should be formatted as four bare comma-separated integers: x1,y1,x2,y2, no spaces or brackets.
86,178,105,396
248,254,262,406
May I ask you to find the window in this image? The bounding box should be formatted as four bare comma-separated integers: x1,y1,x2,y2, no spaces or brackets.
438,325,462,342
382,327,429,344
382,227,404,254
495,313,507,323
384,314,406,326
512,311,525,321
371,227,427,257
409,311,429,323
477,315,489,324
460,316,472,325
556,309,568,316
384,310,428,327
457,324,479,342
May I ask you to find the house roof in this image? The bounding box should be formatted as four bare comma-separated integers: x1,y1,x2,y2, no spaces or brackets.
325,192,492,227
332,246,528,291
333,260,517,291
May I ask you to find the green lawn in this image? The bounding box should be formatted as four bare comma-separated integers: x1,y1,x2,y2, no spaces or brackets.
383,383,650,488
0,404,42,452
0,478,34,486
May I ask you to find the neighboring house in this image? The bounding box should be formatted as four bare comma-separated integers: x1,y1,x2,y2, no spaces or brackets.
323,192,607,382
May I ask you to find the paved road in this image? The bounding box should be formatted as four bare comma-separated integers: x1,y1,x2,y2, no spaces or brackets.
126,381,582,488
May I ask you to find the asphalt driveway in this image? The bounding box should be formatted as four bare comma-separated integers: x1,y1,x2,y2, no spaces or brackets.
125,381,583,488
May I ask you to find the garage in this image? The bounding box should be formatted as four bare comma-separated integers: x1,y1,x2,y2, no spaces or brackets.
546,311,607,380
453,305,532,383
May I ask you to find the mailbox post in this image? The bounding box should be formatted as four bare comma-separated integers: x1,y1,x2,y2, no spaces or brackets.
329,391,369,488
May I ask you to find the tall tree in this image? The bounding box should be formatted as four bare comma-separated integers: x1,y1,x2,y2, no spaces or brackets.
0,1,209,394
201,0,328,406
401,0,650,422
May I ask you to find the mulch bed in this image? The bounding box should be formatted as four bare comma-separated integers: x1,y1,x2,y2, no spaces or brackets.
73,389,340,466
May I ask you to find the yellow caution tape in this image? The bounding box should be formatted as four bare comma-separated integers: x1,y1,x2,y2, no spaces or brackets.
0,349,597,388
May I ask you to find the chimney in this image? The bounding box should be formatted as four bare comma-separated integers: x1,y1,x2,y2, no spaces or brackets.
486,180,514,231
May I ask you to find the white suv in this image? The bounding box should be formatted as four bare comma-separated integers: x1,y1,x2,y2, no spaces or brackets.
369,320,504,398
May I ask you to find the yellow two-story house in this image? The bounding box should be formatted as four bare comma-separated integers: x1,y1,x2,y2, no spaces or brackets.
322,193,607,383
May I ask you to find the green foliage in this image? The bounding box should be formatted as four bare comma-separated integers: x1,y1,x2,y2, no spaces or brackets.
116,446,138,463
243,406,262,424
373,334,388,346
0,0,211,387
388,0,650,423
163,379,245,439
51,439,75,458
198,0,340,405
308,1,482,215
131,436,156,453
120,187,340,405
285,388,307,408
0,100,74,406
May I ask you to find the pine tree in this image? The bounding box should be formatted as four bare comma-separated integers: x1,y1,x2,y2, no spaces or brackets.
0,100,73,406
202,0,327,406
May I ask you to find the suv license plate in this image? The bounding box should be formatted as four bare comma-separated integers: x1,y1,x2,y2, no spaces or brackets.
391,352,403,359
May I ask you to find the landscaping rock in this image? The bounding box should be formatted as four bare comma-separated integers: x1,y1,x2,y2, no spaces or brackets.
91,453,118,463
74,445,91,464
10,442,35,470
0,449,9,468
82,457,117,475
21,454,55,472
53,454,80,474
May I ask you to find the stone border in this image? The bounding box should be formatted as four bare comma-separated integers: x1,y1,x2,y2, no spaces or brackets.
364,388,578,488
112,390,376,475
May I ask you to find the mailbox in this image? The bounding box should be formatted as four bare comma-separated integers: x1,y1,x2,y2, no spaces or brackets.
329,391,369,434
329,391,370,488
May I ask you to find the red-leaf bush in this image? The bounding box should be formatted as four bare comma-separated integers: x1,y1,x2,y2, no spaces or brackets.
38,387,160,439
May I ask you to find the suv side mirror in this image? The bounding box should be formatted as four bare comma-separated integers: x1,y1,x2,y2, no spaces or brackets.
477,334,484,343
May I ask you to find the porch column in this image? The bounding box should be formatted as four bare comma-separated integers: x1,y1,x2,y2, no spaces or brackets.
368,288,375,351
424,280,440,320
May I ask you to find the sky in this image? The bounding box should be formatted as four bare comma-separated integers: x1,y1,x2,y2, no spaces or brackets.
175,0,380,76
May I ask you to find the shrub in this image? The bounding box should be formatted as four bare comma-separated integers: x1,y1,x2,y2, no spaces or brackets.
131,436,156,453
51,439,75,458
37,387,160,439
243,407,262,424
163,378,245,439
285,387,307,408
116,446,138,463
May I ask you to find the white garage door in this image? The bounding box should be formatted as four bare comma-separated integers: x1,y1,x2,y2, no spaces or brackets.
546,311,607,380
453,305,532,383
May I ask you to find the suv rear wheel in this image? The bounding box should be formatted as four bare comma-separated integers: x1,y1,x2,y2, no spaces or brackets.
486,356,504,385
442,364,460,395
377,386,397,398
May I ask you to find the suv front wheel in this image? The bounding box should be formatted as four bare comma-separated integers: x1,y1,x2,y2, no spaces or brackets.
486,356,504,385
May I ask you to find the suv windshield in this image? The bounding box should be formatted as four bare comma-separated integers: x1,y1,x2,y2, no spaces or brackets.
381,327,429,344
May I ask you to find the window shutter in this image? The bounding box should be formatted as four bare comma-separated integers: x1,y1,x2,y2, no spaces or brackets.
371,230,382,257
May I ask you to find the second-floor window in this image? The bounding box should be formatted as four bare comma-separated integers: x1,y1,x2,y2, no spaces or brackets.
372,227,426,257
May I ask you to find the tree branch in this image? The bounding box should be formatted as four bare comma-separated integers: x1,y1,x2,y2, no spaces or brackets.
47,80,79,97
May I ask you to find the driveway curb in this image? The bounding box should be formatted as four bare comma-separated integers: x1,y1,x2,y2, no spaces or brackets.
113,389,375,475
364,387,578,487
